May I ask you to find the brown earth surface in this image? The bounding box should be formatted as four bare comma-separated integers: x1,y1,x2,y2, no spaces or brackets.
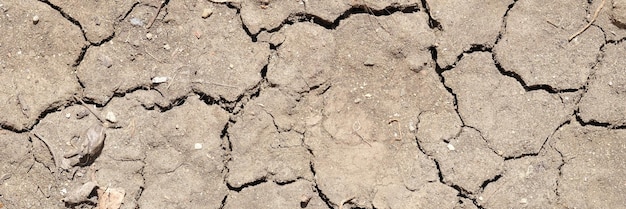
1,0,625,208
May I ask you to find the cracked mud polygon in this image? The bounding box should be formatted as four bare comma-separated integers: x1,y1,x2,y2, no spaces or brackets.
1,0,625,208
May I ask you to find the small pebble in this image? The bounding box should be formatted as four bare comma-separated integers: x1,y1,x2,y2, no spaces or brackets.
32,15,39,25
201,8,213,19
163,44,171,50
300,194,312,207
106,111,117,123
194,143,203,150
152,76,168,84
447,143,455,151
519,198,528,204
146,33,154,40
130,17,144,26
76,110,90,119
65,113,71,118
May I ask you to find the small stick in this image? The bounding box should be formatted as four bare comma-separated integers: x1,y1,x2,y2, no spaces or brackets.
546,20,560,28
568,0,605,41
145,50,163,63
146,0,166,29
352,121,372,147
73,96,106,123
31,132,61,171
191,80,240,88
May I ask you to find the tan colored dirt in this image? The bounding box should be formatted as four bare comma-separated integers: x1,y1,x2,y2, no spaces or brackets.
0,0,625,208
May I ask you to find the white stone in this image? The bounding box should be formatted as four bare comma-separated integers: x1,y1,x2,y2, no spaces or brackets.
201,8,213,18
447,143,455,151
152,76,167,84
106,111,117,123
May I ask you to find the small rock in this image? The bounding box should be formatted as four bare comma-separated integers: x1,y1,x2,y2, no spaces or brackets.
65,113,71,118
163,44,171,50
194,143,203,150
447,143,455,151
146,33,154,40
76,110,90,119
152,76,168,84
300,194,312,208
32,15,39,25
130,17,144,26
408,121,416,131
106,111,117,123
201,8,213,19
353,98,362,104
519,198,528,204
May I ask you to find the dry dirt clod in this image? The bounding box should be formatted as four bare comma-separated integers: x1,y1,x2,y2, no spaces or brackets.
62,181,99,205
61,167,99,205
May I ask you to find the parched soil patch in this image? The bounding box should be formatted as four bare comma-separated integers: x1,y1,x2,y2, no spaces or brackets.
0,0,625,208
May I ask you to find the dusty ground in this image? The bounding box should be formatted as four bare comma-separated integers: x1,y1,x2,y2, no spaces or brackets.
0,0,625,208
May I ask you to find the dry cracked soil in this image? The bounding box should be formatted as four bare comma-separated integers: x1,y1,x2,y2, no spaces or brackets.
0,0,625,208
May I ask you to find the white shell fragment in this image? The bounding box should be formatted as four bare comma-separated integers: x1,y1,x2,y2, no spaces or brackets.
152,76,168,84
106,111,117,123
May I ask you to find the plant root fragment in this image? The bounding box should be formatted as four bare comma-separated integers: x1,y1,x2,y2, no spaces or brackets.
568,0,605,41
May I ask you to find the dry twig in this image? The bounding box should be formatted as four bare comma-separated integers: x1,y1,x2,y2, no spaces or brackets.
146,1,166,29
569,0,605,41
352,121,372,147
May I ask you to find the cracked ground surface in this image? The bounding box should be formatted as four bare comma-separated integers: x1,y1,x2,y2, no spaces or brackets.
0,0,625,208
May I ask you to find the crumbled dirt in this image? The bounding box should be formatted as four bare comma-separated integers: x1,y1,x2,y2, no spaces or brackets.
0,0,625,208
